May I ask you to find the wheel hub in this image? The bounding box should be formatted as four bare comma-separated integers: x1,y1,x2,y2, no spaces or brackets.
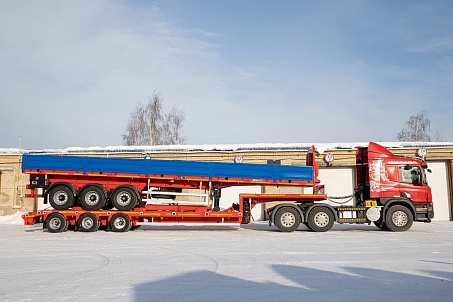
392,211,408,226
85,191,100,205
114,217,126,229
81,218,94,229
49,218,61,229
117,192,131,206
54,192,68,205
314,212,329,227
280,212,295,227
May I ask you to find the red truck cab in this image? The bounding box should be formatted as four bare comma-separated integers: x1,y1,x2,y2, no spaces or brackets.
356,142,434,228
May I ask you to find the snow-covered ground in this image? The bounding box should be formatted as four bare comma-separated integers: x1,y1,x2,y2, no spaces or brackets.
0,221,452,302
0,212,24,225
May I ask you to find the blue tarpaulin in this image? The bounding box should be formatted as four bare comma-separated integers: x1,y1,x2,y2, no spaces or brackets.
22,154,314,183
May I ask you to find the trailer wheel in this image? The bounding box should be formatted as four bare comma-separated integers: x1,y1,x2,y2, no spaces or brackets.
111,187,138,211
385,205,413,232
48,185,75,210
307,207,334,232
77,213,100,232
274,207,301,232
80,186,106,210
110,213,132,232
46,213,68,233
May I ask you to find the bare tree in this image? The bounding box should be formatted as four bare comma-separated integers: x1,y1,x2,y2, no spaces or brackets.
397,111,431,142
432,129,444,142
122,91,186,146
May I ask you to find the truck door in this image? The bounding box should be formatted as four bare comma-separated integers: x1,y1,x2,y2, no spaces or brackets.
398,166,428,203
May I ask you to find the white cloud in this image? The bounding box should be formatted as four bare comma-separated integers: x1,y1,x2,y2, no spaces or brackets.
0,1,228,148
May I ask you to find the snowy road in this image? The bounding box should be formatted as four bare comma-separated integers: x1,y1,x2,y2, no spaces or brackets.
1,221,452,302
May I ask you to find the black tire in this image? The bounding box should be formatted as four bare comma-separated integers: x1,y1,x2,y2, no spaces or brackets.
130,225,141,231
77,213,100,232
102,201,115,210
307,207,334,232
48,185,75,210
80,186,106,210
373,217,389,230
274,207,301,232
385,205,413,232
46,213,68,233
110,213,132,232
111,187,138,210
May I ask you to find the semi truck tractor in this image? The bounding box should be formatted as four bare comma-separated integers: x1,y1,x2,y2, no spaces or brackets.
267,142,433,232
21,142,433,233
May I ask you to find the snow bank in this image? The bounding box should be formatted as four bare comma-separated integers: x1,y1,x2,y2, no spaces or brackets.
0,212,25,225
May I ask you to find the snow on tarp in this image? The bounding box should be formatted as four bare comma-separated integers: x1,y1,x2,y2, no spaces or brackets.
2,141,453,155
0,212,25,225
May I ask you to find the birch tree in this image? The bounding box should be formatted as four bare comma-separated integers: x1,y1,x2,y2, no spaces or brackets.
397,111,431,142
122,91,186,146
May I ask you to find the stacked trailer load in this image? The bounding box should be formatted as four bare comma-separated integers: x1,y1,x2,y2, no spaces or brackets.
22,147,326,232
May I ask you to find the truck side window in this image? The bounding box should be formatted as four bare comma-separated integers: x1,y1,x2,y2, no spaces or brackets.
400,166,421,185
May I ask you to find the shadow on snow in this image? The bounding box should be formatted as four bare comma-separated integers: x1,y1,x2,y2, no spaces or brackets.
134,264,453,302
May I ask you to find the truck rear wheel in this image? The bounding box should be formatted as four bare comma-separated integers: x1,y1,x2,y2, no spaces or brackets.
80,186,106,210
48,185,75,210
307,207,334,232
77,213,100,232
274,207,301,232
385,205,413,232
46,213,68,233
110,213,132,232
111,187,138,210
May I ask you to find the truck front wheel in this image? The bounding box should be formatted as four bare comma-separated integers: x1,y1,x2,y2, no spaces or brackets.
385,205,413,232
274,207,301,232
307,207,334,232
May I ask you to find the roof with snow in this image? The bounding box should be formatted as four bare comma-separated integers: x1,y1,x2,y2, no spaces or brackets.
2,141,453,155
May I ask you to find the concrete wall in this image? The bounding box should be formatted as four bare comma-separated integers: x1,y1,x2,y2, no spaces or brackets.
0,154,31,215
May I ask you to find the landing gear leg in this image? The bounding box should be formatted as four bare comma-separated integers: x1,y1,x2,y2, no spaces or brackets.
213,183,221,212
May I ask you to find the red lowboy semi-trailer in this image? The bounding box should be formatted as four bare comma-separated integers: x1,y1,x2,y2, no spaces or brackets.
21,142,433,233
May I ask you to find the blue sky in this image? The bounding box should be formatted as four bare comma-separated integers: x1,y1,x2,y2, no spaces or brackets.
1,0,452,149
